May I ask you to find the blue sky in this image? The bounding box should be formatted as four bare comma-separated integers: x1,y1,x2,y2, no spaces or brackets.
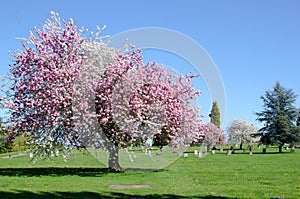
1,0,300,130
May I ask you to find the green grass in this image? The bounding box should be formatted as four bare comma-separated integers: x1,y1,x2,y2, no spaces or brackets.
0,146,299,199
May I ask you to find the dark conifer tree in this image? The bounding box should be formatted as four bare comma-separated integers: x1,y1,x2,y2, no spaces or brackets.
256,82,299,152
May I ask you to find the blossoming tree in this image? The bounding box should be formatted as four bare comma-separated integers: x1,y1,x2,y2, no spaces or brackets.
227,120,258,149
201,123,226,152
1,12,204,171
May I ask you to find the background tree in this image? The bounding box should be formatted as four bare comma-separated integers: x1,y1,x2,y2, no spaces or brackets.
0,121,13,154
201,123,225,152
227,119,258,150
209,101,220,127
12,134,28,153
256,81,300,153
296,110,300,146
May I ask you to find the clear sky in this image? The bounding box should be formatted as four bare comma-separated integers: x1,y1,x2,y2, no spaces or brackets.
1,0,300,130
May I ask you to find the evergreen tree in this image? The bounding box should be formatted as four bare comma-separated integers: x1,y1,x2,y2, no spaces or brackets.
256,82,299,152
209,101,221,127
297,110,300,126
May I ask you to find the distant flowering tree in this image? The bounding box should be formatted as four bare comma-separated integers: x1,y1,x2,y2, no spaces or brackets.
201,123,226,152
1,12,204,171
227,120,259,149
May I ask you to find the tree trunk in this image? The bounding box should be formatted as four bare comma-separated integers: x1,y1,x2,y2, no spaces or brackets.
279,145,283,153
108,145,122,172
207,144,211,152
239,142,243,150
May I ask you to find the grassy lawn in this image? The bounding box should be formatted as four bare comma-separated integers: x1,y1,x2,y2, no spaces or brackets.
0,146,299,199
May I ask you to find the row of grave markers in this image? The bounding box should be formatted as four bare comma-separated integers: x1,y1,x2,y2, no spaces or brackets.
182,149,254,158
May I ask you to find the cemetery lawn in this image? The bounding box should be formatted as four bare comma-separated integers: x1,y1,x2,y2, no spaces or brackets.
0,146,299,199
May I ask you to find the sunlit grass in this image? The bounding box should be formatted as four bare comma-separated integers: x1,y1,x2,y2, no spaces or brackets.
0,145,299,198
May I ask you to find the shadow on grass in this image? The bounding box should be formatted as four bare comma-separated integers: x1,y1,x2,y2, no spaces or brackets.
0,167,109,177
0,190,236,199
0,167,165,177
